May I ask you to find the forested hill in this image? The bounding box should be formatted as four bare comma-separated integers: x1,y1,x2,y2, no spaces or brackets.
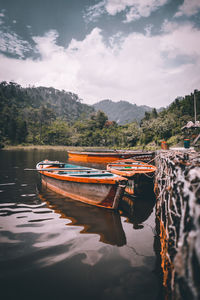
93,99,153,124
25,85,95,121
0,82,94,121
0,81,94,145
0,81,199,148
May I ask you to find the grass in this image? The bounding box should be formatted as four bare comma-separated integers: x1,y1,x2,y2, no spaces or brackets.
4,140,184,152
3,145,119,151
2,144,163,152
3,145,82,151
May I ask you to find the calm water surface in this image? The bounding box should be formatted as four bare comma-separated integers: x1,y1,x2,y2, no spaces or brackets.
0,150,161,300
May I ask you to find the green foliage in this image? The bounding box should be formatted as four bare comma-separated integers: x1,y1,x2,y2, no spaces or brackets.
45,120,72,145
0,81,94,146
0,81,199,148
166,135,182,147
140,90,200,145
122,123,142,147
151,108,158,118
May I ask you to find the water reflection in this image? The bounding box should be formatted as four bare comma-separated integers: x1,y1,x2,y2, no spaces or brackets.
38,183,156,246
120,192,156,229
38,184,127,247
0,150,160,300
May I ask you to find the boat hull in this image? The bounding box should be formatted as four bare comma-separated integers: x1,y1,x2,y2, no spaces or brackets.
41,174,125,209
124,174,155,196
67,151,154,163
107,159,156,196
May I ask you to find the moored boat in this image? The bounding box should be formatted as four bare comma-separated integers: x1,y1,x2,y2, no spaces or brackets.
107,159,157,177
36,160,127,210
67,150,154,163
107,159,157,195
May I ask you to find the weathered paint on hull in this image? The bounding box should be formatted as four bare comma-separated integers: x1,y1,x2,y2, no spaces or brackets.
41,174,124,209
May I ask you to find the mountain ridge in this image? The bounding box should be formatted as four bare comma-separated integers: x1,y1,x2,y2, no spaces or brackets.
93,99,153,124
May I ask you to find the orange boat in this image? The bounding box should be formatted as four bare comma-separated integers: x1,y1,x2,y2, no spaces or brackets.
107,159,156,195
67,150,154,163
36,160,127,210
107,159,157,177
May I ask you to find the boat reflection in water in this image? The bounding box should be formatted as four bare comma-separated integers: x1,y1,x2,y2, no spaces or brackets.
38,184,127,246
119,192,156,229
38,183,156,246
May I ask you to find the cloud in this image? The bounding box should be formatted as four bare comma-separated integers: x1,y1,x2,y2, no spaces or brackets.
0,30,32,58
0,11,32,58
84,1,106,23
161,20,200,58
84,0,169,23
106,0,168,22
175,0,200,17
0,11,5,25
0,21,200,108
33,30,62,59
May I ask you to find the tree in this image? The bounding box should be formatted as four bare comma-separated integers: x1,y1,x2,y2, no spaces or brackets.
151,108,158,118
16,119,28,143
45,120,72,145
38,106,55,143
123,123,141,146
95,110,108,129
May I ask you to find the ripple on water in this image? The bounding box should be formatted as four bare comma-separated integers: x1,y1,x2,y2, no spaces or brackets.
21,194,36,197
0,183,16,186
0,150,160,300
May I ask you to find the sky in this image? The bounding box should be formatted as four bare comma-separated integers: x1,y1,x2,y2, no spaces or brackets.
0,0,200,108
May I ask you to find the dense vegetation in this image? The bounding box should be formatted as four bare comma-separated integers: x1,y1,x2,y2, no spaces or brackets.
139,91,200,147
0,81,199,149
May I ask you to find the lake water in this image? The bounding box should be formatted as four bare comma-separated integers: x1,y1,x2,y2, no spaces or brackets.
0,149,161,300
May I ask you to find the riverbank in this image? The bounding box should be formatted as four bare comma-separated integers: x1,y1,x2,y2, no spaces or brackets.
2,145,104,151
2,144,159,151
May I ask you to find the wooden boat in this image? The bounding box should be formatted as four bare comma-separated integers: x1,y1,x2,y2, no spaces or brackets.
107,159,157,177
67,150,154,163
36,160,127,210
107,159,157,195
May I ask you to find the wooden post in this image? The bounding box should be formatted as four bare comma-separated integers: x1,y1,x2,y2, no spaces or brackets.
194,91,197,124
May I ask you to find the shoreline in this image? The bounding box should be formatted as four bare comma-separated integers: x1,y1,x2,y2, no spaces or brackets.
2,144,162,151
2,145,116,151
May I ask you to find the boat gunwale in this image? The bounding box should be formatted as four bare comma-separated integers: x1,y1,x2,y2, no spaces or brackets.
36,162,127,184
107,160,157,177
67,151,153,157
39,170,126,184
107,165,157,172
